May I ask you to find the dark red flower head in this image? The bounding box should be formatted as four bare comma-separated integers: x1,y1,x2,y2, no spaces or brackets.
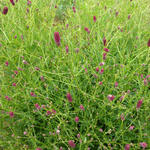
104,48,110,52
125,144,130,150
54,32,60,46
84,27,90,34
93,16,96,22
66,93,72,102
68,140,76,148
103,37,107,46
72,6,76,13
136,99,143,109
147,39,150,47
10,0,15,5
3,7,8,15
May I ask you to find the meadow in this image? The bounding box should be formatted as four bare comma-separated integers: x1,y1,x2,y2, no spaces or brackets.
0,0,150,149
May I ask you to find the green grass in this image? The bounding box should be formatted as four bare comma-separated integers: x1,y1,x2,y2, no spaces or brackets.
0,0,150,149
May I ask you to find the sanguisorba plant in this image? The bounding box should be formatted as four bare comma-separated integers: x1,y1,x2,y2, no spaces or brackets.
0,0,150,149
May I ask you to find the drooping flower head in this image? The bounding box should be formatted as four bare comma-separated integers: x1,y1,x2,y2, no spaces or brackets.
84,27,90,34
54,32,60,46
10,0,15,5
3,7,8,15
104,48,110,52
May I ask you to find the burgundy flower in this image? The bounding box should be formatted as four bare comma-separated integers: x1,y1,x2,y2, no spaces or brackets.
36,148,42,150
68,140,76,148
14,70,18,75
107,95,115,101
115,82,118,87
72,6,76,13
99,81,103,85
93,16,96,22
40,76,44,81
96,67,99,72
103,37,107,46
143,78,148,85
9,111,14,118
140,142,147,149
84,27,90,34
30,92,36,97
104,48,110,52
5,96,11,101
5,61,9,66
66,46,69,53
129,125,134,131
75,116,79,123
120,95,124,101
116,11,119,16
66,24,69,28
3,7,8,15
99,128,103,132
80,104,84,110
85,68,87,73
77,133,80,138
125,144,130,150
12,83,16,86
26,8,29,13
35,104,40,110
52,109,56,114
128,15,131,19
100,68,104,74
54,32,60,46
103,53,107,60
10,0,15,5
24,131,27,135
146,75,150,79
141,74,143,79
147,39,150,47
100,62,104,66
59,147,63,150
46,110,52,115
136,99,143,109
27,0,31,5
120,113,125,121
66,93,72,102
